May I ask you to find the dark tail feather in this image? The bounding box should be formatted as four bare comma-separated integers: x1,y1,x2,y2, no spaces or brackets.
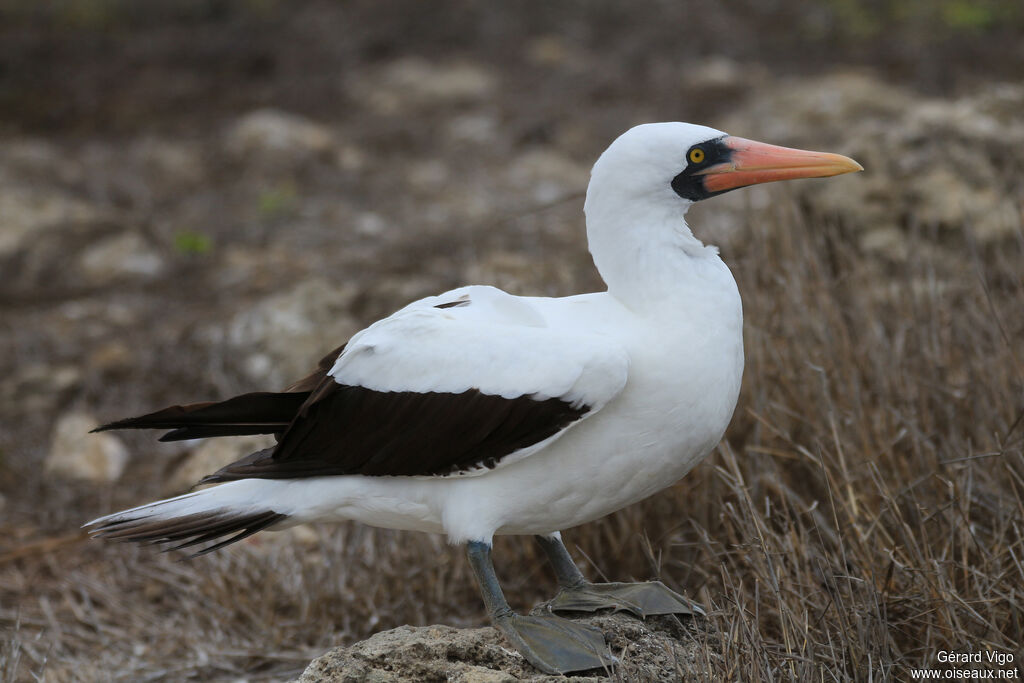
92,391,311,442
88,509,288,557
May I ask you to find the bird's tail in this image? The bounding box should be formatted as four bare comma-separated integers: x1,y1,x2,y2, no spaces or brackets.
84,480,291,557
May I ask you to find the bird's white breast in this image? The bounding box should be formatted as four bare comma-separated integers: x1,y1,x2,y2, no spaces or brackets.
480,266,743,538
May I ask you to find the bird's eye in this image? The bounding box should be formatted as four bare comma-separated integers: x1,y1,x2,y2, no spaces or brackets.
688,147,706,164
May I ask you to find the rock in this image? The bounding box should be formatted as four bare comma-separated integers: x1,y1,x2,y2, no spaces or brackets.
294,611,703,682
447,113,500,146
721,74,1024,251
46,413,129,484
0,188,105,259
353,58,497,114
86,341,135,374
212,278,360,387
164,434,277,494
504,149,590,203
525,35,588,71
130,137,206,190
0,138,86,190
686,57,766,95
77,231,166,284
462,251,540,295
0,178,166,293
335,144,367,172
1,363,82,416
240,523,322,559
226,109,337,158
405,159,451,193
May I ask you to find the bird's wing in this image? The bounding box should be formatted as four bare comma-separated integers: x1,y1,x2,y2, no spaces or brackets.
203,286,629,480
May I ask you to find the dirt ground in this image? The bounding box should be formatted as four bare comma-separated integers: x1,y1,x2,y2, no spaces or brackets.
2,1,1023,681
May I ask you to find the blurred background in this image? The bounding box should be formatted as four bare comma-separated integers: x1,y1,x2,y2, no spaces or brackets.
1,1,1023,680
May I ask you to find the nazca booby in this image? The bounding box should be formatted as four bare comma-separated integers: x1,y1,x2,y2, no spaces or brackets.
86,123,862,674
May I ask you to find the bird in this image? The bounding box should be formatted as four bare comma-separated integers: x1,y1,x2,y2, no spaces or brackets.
85,122,861,674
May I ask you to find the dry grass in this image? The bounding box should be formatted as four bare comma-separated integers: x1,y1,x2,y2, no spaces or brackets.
675,204,1024,679
3,191,1022,681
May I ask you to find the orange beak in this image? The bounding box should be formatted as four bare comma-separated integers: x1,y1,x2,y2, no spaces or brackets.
698,136,863,194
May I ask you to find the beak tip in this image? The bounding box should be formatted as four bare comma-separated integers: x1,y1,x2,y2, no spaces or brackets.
833,153,863,175
830,155,863,176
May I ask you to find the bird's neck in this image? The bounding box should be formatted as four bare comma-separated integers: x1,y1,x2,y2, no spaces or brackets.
586,201,727,313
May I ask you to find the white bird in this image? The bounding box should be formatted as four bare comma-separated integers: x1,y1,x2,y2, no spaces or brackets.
86,122,861,674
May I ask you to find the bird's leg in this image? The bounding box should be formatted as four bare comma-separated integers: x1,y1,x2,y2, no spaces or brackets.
534,533,705,619
465,540,614,674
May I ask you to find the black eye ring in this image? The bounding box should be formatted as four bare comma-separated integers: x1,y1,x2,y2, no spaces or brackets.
688,147,706,164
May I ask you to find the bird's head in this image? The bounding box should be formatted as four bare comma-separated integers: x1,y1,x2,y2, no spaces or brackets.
583,122,863,302
585,121,862,218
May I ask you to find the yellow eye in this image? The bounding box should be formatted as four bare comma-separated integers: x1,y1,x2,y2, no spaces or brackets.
689,148,705,164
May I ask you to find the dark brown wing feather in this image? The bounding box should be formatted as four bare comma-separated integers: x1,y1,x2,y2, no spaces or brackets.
92,391,312,442
202,381,588,481
282,343,347,392
93,344,347,442
96,340,586,481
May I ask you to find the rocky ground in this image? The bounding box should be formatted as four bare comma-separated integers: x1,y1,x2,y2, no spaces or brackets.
295,612,705,683
2,2,1023,681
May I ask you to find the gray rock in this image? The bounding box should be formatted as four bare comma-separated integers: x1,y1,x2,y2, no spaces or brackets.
721,74,1024,253
1,363,82,416
77,231,166,284
211,278,360,387
294,611,704,682
524,35,589,71
46,412,129,484
130,137,206,191
352,58,497,114
164,434,277,495
462,251,542,296
687,57,747,90
447,113,500,146
0,187,105,259
226,109,337,159
504,149,590,204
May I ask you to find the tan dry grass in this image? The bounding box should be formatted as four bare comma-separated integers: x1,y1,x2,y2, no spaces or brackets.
2,198,1022,682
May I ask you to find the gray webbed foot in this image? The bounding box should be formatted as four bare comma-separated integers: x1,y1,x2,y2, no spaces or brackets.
546,579,705,618
533,534,704,619
466,540,617,674
494,612,614,675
